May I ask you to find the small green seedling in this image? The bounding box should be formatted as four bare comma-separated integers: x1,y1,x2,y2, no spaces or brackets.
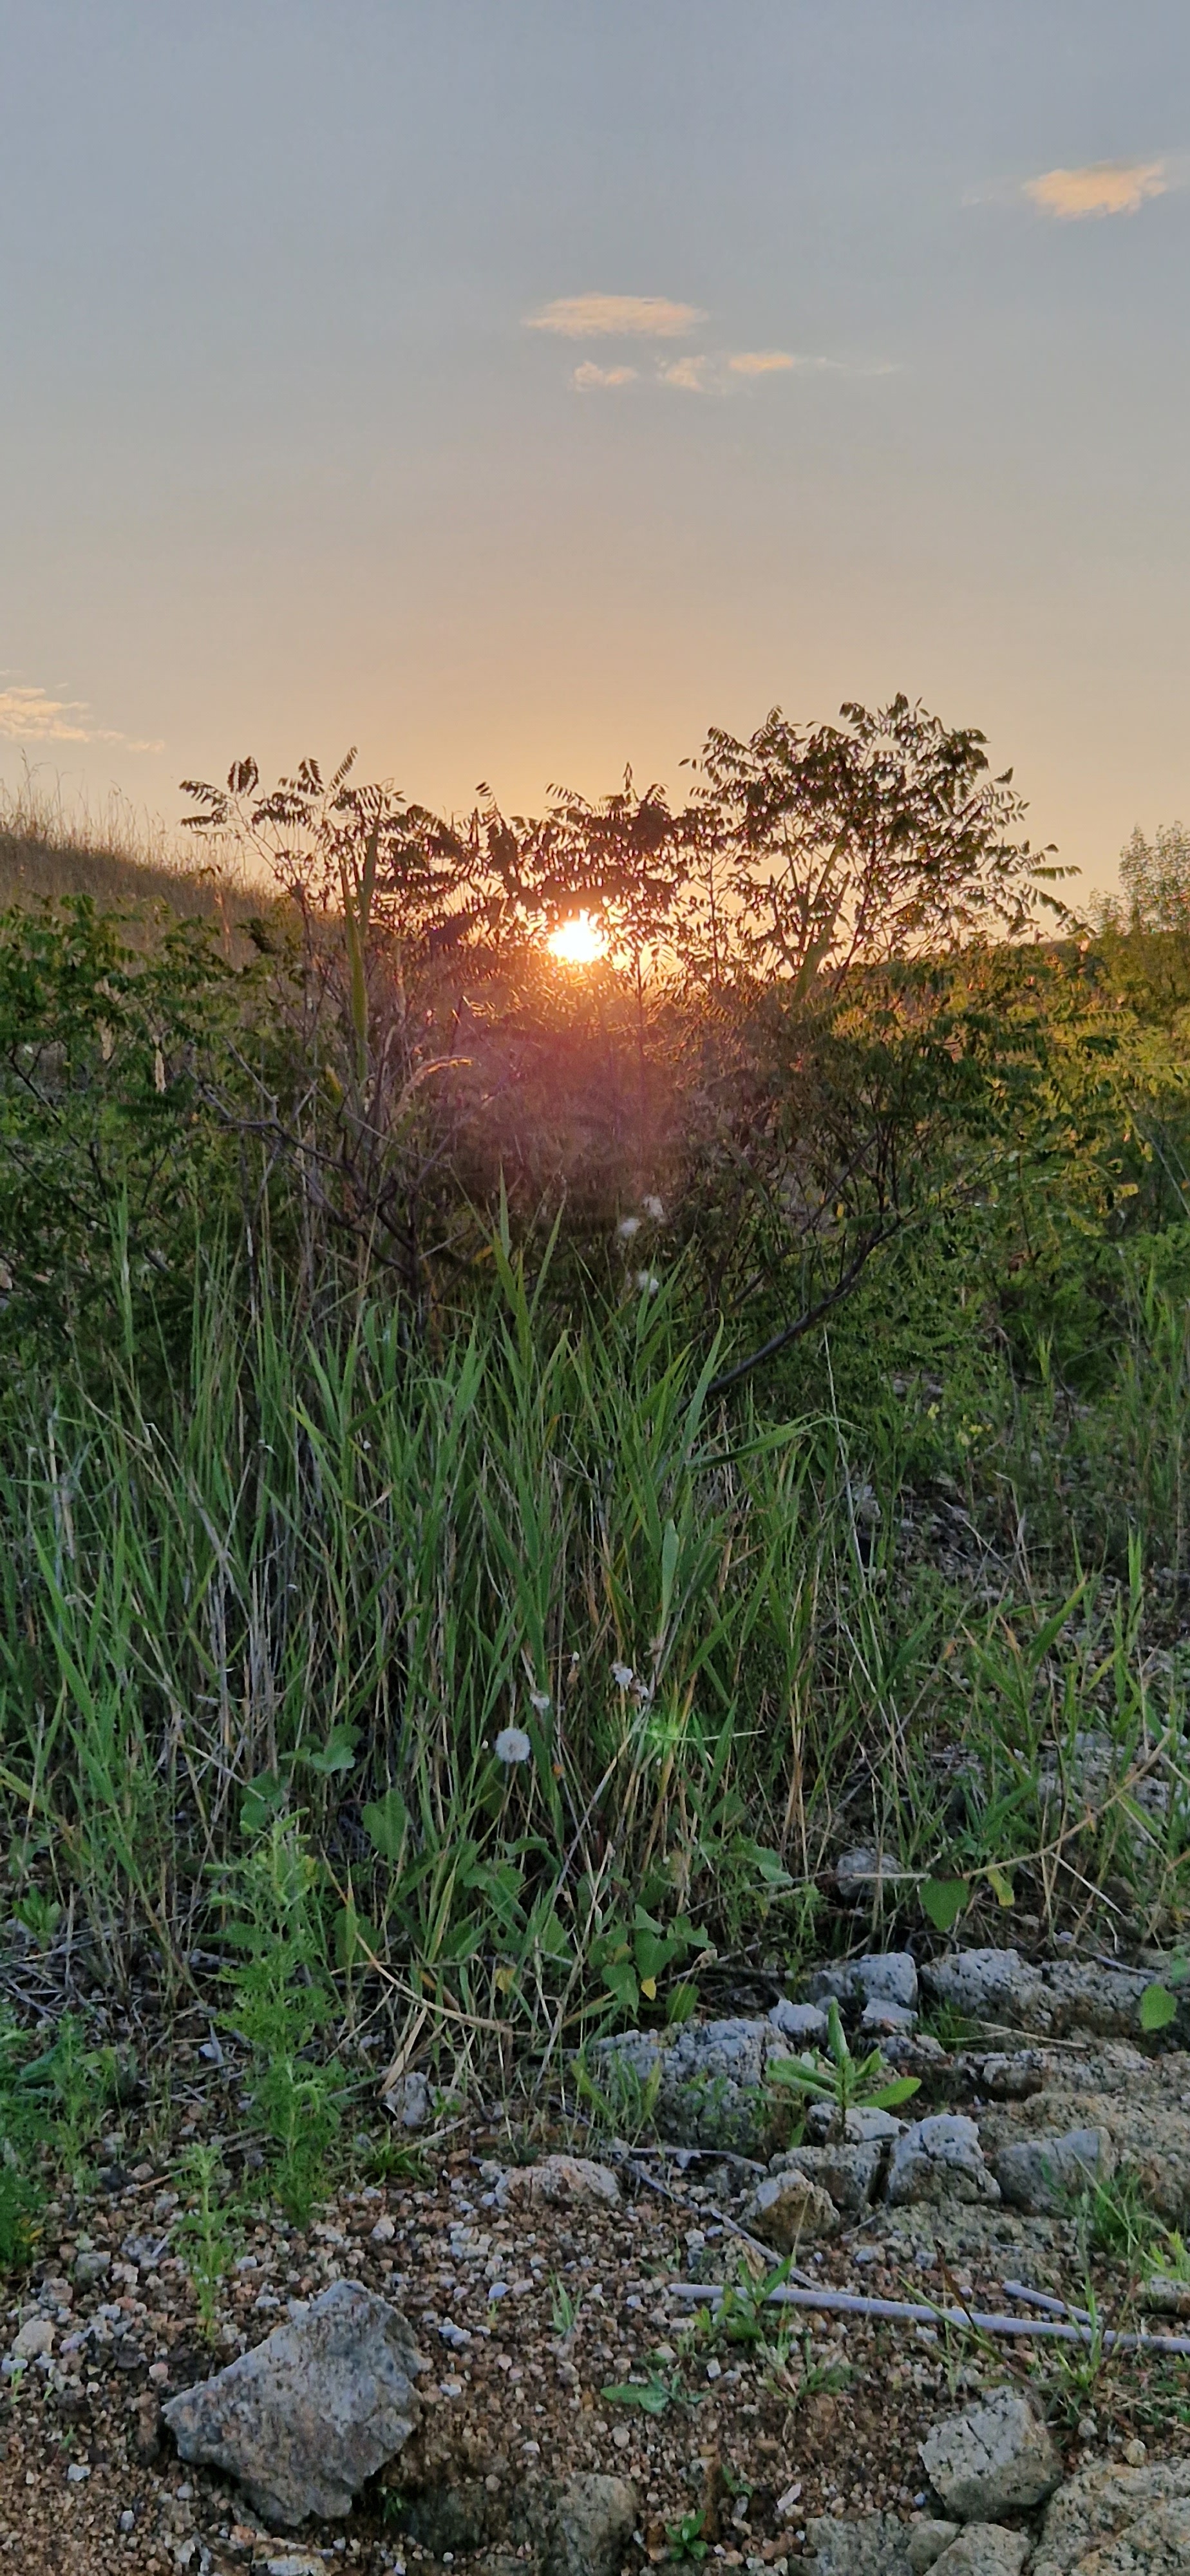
665,2509,708,2562
767,1998,919,2141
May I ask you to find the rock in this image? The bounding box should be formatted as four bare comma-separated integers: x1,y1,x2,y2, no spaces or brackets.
922,1948,1157,2043
836,1851,909,1896
10,2316,54,2362
931,2530,1029,2575
887,2117,1000,2208
776,2140,885,2214
906,2526,961,2572
1032,2459,1190,2573
922,1951,1046,2028
382,2071,432,2130
994,2127,1111,2215
543,2473,638,2576
804,2512,912,2571
592,2018,797,2152
162,2280,421,2527
964,2052,1047,2101
73,2249,111,2286
861,2000,918,2037
495,2155,619,2211
805,2104,905,2145
806,1953,918,2012
920,2387,1061,2519
770,2000,829,2045
747,2167,840,2248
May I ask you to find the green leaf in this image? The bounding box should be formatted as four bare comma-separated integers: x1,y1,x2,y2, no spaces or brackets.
1140,1982,1178,2032
869,2076,921,2108
240,1770,288,1837
298,1724,359,1777
601,1958,641,2014
361,1788,409,1866
985,1864,1015,1909
602,2377,672,2414
921,1877,968,1934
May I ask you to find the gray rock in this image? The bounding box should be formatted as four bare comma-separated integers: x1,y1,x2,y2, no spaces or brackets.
923,1948,1157,2043
930,2530,1029,2575
861,2000,918,2037
994,2126,1111,2215
162,2280,421,2527
495,2155,619,2211
965,2052,1047,2101
887,2117,1001,2208
906,2526,960,2572
596,2018,795,2152
73,2249,111,2286
777,2140,885,2214
396,2480,490,2555
806,2104,906,2145
922,1951,1046,2028
804,2512,912,2571
920,2387,1061,2519
836,1850,909,1895
806,1953,918,2012
382,2070,432,2130
1032,2459,1190,2574
543,2473,638,2576
770,1999,829,2045
748,2166,840,2248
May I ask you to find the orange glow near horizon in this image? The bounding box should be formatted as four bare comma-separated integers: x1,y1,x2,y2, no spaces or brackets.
546,910,607,965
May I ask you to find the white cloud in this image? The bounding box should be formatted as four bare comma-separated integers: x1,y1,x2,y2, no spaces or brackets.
659,355,710,392
1024,159,1169,219
572,361,637,390
0,683,161,751
526,292,705,339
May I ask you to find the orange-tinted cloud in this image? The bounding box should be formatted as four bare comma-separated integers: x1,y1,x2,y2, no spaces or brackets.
658,355,710,391
572,361,637,390
728,350,798,375
526,292,704,339
0,682,162,751
1024,160,1167,219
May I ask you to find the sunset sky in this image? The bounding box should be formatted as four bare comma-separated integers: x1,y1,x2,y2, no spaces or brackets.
2,1,1187,895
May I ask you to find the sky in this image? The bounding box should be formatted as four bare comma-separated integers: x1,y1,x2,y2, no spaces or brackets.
1,2,1187,898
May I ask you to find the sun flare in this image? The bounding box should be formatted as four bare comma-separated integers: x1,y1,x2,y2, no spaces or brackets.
546,911,607,966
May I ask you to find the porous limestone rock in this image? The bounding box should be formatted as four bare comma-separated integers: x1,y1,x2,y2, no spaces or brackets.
747,2165,840,2248
920,2386,1061,2520
886,2116,1000,2208
495,2155,620,2211
994,2126,1111,2215
1031,2458,1190,2574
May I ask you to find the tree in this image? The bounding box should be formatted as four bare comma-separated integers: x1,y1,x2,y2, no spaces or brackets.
1115,822,1190,934
695,695,1074,998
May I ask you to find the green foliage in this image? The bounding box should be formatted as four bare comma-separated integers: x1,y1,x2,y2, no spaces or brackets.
0,2008,122,2266
218,1824,346,2224
175,2143,240,2338
767,2000,919,2141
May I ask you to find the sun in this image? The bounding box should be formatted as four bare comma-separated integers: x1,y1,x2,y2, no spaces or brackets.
546,910,607,966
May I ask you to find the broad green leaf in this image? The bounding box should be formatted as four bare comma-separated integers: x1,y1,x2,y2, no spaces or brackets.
870,2076,921,2108
921,1877,968,1934
1140,1982,1178,2032
602,2378,672,2414
985,1865,1015,1909
601,1958,641,2014
361,1787,409,1865
299,1724,359,1777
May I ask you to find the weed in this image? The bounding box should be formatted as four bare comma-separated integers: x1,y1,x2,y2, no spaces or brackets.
175,2143,239,2339
766,2000,919,2143
602,2369,687,2414
665,2509,708,2562
1075,2168,1162,2271
218,1824,347,2224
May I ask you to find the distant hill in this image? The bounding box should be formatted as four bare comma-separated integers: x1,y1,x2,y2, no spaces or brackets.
0,798,278,943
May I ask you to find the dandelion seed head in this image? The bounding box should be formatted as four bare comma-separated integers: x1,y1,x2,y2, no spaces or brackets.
617,1215,642,1240
635,1270,661,1296
642,1195,665,1222
494,1726,533,1764
611,1662,635,1689
529,1690,551,1714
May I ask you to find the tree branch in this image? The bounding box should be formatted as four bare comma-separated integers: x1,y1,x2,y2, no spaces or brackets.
704,1221,903,1400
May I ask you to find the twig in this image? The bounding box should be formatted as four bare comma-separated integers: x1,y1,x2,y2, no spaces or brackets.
663,2278,1190,2356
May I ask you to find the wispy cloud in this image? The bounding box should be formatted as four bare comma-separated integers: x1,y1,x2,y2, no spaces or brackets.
0,682,162,752
1025,158,1169,219
527,292,704,339
572,361,637,390
659,355,710,392
728,350,799,375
